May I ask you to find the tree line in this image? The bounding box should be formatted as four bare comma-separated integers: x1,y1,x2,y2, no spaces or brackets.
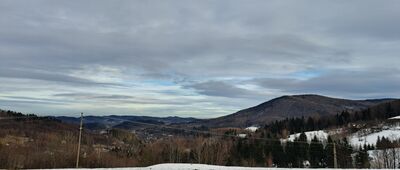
1,100,400,168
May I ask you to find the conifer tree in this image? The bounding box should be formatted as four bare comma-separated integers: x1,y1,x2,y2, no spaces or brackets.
337,138,353,168
309,136,324,167
295,132,309,167
285,141,297,167
355,146,370,168
271,140,285,167
325,136,334,168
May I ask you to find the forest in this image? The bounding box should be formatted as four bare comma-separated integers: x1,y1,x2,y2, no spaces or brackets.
1,100,400,169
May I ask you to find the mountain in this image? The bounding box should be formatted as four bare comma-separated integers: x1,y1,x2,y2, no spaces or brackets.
203,94,395,128
55,94,396,130
56,115,199,130
0,109,145,168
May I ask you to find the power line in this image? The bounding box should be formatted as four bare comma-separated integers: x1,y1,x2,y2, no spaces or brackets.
0,115,369,154
0,116,40,120
99,116,369,154
76,113,84,168
333,143,337,168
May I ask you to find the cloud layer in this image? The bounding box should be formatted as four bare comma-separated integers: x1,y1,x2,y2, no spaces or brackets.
0,0,399,117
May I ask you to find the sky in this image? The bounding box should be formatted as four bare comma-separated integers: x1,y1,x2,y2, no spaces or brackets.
1,0,400,118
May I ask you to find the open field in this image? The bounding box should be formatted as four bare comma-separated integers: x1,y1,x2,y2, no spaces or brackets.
60,163,379,170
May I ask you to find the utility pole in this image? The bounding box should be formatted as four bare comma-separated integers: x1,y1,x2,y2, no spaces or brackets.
333,142,338,168
76,113,83,168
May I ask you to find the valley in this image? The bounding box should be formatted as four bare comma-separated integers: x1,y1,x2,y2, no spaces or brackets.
1,95,400,168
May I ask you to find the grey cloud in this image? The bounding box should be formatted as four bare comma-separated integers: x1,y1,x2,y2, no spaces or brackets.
319,1,400,40
94,95,133,99
0,97,67,105
0,0,358,80
185,81,261,99
1,0,400,117
255,69,400,99
53,92,193,105
54,93,132,99
0,68,120,86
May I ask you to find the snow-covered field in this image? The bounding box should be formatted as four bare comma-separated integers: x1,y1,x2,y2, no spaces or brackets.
64,163,375,170
281,130,328,143
349,127,400,146
389,115,400,120
348,119,400,147
286,126,400,147
245,126,259,132
281,116,400,147
368,148,400,168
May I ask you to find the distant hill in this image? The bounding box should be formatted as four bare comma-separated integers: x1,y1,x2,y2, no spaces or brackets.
0,109,144,168
56,115,199,130
55,94,397,129
0,110,75,133
203,94,396,128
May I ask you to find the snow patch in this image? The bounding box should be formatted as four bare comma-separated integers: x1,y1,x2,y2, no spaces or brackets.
64,163,377,169
368,148,400,168
389,115,400,119
237,134,247,138
349,127,400,146
245,126,259,132
282,130,328,143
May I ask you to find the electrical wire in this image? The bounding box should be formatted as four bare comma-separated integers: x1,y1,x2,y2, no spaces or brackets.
0,115,370,154
95,116,369,154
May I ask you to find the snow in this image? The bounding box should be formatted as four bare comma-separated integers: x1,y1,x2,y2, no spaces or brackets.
237,133,247,138
349,127,400,146
144,164,279,170
245,126,259,132
368,148,400,168
62,163,377,169
282,130,328,143
389,115,400,119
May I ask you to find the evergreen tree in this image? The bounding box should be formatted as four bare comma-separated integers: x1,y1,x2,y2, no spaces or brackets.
253,139,265,165
285,141,297,168
325,136,334,168
271,140,285,167
337,138,353,168
306,117,315,131
295,132,309,167
309,136,325,167
355,146,370,168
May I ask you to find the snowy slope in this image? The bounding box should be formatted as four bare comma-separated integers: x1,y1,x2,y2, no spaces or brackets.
282,130,329,143
349,126,400,146
245,126,259,132
141,164,369,170
389,115,400,119
368,148,400,168
65,163,376,170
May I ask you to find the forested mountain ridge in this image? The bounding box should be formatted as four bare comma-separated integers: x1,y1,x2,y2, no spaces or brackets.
55,95,396,130
260,99,400,137
1,98,400,168
0,110,144,168
203,94,395,128
56,115,199,130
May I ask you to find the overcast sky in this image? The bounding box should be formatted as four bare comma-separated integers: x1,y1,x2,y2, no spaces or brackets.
1,0,400,118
